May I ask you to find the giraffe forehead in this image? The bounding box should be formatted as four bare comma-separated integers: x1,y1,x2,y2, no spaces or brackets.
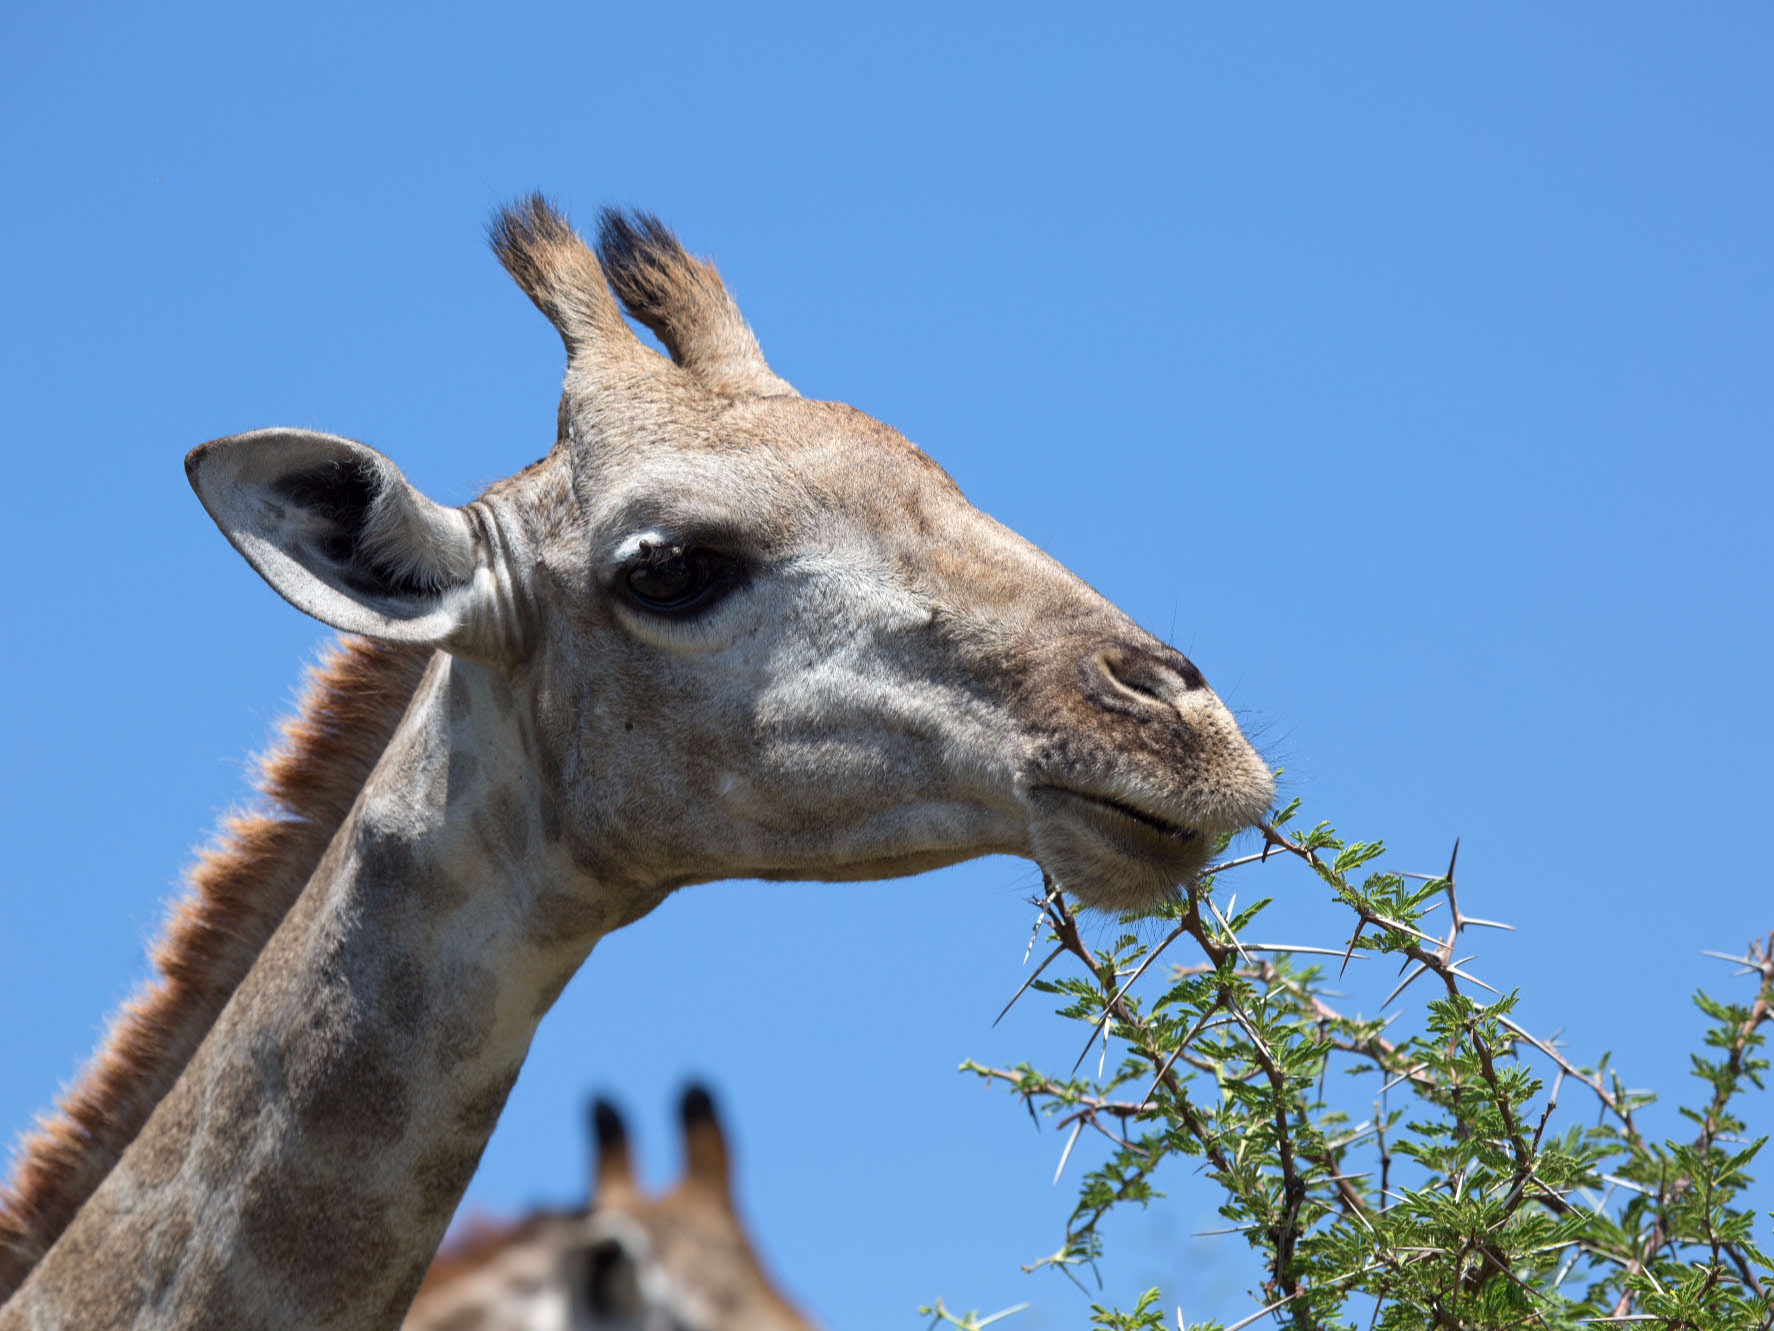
573,396,967,537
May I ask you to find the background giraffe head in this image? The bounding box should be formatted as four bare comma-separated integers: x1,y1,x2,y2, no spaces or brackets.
406,1085,813,1331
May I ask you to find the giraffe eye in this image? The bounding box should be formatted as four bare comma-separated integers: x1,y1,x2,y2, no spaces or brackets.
623,543,745,615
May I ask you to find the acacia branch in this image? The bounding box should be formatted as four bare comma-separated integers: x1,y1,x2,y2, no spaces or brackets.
1612,935,1773,1317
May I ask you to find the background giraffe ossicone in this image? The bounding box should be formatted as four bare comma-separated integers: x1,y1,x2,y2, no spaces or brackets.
405,1085,813,1331
0,197,1272,1330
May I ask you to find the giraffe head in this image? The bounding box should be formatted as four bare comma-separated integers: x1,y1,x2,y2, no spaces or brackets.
569,1086,811,1331
404,1086,811,1331
185,197,1272,913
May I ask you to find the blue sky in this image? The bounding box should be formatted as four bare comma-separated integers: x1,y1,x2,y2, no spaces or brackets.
2,4,1770,1326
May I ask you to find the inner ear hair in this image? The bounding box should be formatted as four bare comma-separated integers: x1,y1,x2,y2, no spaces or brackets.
276,456,468,602
188,429,493,649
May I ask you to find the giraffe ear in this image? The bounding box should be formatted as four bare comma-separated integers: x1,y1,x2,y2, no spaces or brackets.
185,429,514,656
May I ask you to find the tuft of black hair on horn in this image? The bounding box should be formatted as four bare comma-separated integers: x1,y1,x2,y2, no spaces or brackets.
679,1082,719,1129
487,193,578,291
594,208,698,356
591,1096,627,1149
595,208,682,276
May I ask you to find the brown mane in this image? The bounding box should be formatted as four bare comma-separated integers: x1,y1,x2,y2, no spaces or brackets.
0,636,431,1300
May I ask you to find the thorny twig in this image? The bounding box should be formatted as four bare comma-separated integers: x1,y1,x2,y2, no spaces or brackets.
974,819,1773,1328
1611,934,1774,1317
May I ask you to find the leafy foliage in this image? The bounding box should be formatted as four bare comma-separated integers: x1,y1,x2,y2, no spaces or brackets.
944,805,1773,1329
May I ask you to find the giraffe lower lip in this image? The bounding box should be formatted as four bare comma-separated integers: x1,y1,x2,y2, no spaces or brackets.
1035,787,1198,842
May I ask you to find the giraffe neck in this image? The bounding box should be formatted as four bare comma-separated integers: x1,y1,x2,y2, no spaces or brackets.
2,652,613,1331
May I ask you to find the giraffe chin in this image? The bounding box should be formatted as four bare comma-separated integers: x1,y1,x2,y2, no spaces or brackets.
1025,786,1214,914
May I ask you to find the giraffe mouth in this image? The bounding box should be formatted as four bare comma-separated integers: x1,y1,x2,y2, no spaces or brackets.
1032,786,1200,844
1024,785,1210,910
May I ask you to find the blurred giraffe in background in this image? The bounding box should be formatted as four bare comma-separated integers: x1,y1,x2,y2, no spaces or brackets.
405,1086,812,1331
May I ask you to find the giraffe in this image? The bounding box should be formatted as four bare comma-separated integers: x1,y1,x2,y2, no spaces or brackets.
0,197,1274,1330
403,1085,814,1331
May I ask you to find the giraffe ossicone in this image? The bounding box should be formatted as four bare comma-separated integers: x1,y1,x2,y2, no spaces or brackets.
0,196,1273,1330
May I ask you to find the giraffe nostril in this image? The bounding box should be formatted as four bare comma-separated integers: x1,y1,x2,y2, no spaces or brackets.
1095,646,1205,707
1101,653,1167,704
